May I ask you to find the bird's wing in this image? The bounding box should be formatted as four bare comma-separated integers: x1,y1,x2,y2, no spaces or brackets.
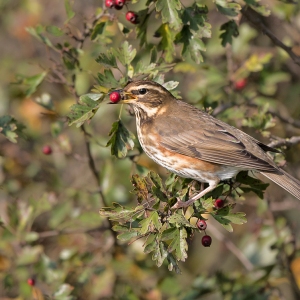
155,103,279,173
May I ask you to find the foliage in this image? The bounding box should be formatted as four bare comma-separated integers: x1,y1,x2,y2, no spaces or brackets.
1,0,300,299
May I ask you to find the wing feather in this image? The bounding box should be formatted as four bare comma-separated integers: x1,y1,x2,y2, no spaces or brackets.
155,102,279,173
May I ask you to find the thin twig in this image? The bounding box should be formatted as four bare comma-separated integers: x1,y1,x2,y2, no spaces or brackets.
242,6,300,66
207,220,254,271
268,136,300,148
38,225,110,239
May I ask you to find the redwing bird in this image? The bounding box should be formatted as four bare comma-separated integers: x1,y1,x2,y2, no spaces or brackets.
115,80,300,208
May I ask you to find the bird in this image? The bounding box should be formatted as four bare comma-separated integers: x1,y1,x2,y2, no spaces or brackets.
115,80,300,208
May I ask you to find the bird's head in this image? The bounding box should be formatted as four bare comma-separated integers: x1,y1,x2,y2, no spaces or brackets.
117,80,174,117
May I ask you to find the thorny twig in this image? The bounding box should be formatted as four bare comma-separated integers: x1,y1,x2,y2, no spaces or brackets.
242,6,300,66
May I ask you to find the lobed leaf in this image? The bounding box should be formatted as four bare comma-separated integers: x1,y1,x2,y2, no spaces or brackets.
220,20,239,47
67,94,103,127
112,41,136,66
0,116,26,143
106,120,135,158
156,0,182,30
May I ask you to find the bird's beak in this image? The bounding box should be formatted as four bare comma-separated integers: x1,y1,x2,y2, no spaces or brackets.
119,91,138,104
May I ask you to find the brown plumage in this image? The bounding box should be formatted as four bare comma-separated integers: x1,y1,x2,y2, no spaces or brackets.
118,80,300,208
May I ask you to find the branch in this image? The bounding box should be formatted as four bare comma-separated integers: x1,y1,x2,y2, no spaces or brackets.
246,102,300,129
242,7,300,66
268,136,300,148
207,220,254,271
37,225,110,239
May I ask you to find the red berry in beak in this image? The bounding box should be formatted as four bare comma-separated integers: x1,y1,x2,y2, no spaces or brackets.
110,91,121,103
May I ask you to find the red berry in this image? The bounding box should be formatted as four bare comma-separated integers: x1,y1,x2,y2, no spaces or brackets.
105,0,115,8
42,145,52,155
109,91,121,103
27,278,35,286
197,219,207,230
115,0,126,7
126,11,138,24
234,78,247,90
214,199,224,209
202,235,212,247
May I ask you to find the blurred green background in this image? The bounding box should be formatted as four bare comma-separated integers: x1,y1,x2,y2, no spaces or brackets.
1,0,300,299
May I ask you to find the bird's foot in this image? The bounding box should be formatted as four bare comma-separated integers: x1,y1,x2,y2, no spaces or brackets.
171,198,194,209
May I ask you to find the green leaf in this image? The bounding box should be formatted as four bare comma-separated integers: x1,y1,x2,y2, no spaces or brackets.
15,71,47,97
91,22,106,40
97,69,119,89
144,234,158,253
168,213,195,228
112,41,136,66
139,211,162,234
96,51,118,68
117,231,139,241
215,1,241,17
46,25,64,36
106,120,135,158
182,5,207,33
175,26,205,64
220,20,239,47
156,24,175,63
156,0,182,30
136,8,150,46
67,94,103,127
64,0,75,23
0,116,26,143
152,242,168,267
212,214,233,232
223,212,247,225
244,0,271,16
26,26,53,48
161,227,188,261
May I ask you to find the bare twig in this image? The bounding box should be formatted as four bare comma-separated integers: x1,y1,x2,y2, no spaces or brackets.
212,102,235,116
38,225,110,239
242,7,300,66
268,136,300,148
207,220,254,271
246,101,300,129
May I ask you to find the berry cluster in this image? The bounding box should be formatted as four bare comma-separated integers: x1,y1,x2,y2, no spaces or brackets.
196,199,226,247
105,0,138,24
196,219,212,247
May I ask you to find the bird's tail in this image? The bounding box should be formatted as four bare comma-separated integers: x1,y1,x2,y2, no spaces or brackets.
261,169,300,200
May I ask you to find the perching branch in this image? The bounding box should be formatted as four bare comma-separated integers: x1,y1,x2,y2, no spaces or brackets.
242,7,300,66
268,136,300,149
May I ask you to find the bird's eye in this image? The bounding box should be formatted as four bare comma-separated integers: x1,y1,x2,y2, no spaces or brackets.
138,88,148,95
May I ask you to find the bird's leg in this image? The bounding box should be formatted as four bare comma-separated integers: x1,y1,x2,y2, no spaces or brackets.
172,180,219,209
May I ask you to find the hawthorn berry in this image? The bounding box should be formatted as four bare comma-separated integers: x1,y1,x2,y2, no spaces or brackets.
234,78,247,90
197,219,207,230
105,0,115,8
27,278,35,286
115,0,126,7
126,11,138,24
214,198,224,209
109,91,121,103
42,145,52,155
202,235,212,247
